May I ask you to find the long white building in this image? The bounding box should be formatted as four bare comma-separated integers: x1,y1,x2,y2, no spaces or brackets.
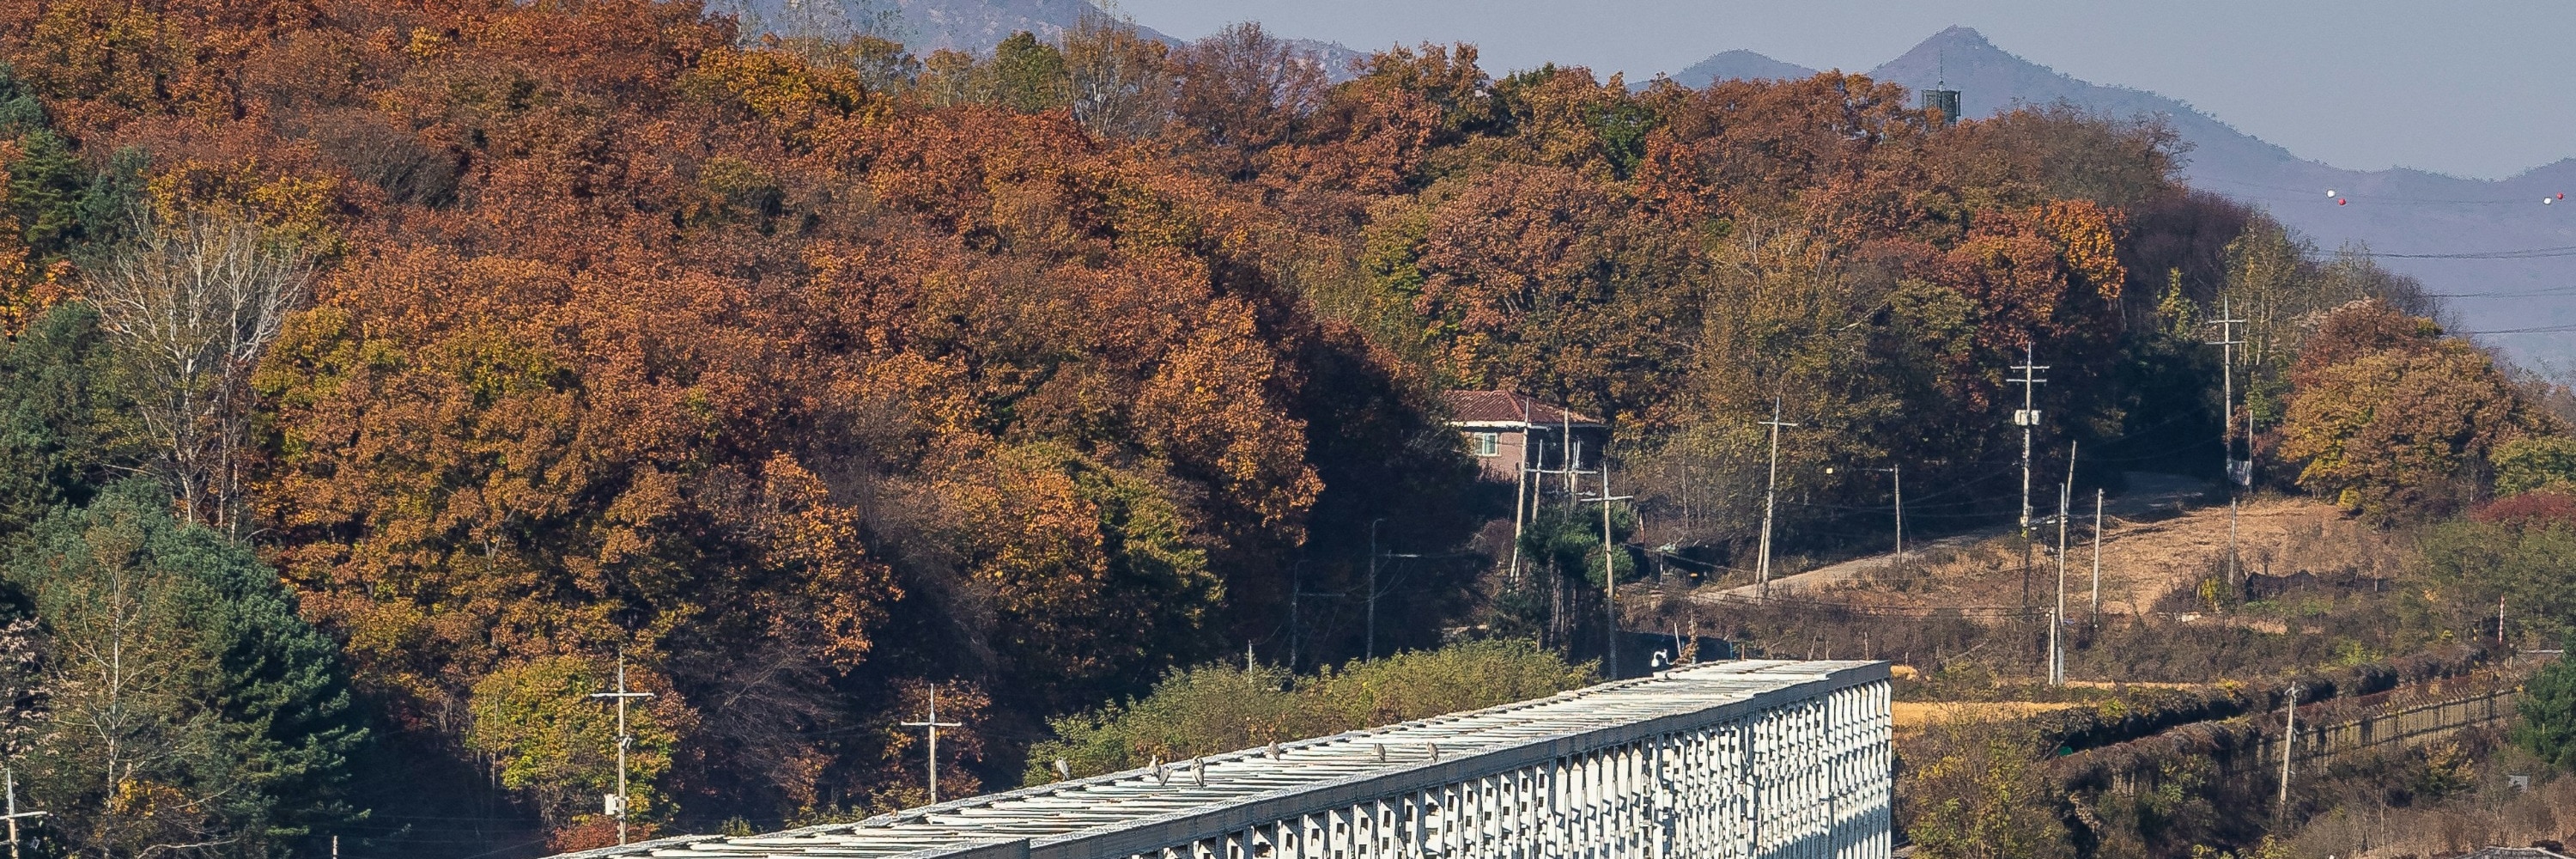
554,659,1893,859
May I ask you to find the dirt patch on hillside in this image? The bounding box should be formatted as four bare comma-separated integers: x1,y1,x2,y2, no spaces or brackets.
1781,496,2405,616
1891,701,2086,740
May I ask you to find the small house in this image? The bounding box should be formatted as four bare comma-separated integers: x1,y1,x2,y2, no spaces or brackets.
1440,390,1606,484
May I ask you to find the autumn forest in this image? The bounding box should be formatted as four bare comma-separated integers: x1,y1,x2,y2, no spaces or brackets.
0,0,2563,856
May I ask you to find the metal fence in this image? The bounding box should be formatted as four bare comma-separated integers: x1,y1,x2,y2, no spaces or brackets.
555,661,1894,859
2272,686,2519,765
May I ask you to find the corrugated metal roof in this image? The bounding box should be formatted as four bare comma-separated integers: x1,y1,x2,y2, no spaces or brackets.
551,660,1886,859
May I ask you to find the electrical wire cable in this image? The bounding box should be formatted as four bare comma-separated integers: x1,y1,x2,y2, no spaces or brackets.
2468,324,2576,335
2364,245,2576,259
2190,175,2569,207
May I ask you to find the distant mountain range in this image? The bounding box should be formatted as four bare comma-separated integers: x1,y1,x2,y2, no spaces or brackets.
1678,27,2576,368
753,3,2573,367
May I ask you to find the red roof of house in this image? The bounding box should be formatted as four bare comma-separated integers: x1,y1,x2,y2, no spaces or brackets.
1441,390,1601,426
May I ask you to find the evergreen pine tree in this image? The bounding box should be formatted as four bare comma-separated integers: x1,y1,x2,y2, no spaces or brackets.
8,481,366,858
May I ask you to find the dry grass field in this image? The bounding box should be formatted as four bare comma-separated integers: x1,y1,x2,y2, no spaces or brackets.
1789,495,2409,617
1889,700,2087,740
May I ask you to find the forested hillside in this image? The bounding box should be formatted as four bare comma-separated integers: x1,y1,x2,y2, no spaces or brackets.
0,0,2555,856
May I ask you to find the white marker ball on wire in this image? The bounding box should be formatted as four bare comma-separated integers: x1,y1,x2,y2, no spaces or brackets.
2325,190,2337,198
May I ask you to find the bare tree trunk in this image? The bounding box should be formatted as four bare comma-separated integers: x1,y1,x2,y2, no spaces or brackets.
87,210,313,533
1065,14,1172,138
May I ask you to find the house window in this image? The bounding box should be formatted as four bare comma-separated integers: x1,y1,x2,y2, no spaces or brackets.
1473,432,1500,457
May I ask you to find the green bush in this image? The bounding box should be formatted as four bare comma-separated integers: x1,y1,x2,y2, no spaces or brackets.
1906,718,2075,859
2513,648,2576,770
2494,436,2576,497
1025,640,1592,783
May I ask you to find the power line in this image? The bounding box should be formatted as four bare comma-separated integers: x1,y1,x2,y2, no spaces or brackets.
2470,324,2576,335
2191,175,2570,207
2365,245,2576,260
2427,285,2576,299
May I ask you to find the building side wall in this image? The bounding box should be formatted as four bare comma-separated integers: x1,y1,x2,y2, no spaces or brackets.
1467,430,1529,483
1458,425,1607,484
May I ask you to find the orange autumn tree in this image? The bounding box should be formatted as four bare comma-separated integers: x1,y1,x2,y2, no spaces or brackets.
0,0,2348,844
172,0,1382,828
2278,301,2558,521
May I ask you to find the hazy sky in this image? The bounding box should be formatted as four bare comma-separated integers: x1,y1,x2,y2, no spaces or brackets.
1103,0,2574,180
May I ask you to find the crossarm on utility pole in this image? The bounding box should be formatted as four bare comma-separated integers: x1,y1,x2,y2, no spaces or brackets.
902,687,965,803
590,652,655,846
3,767,46,859
1580,478,1636,677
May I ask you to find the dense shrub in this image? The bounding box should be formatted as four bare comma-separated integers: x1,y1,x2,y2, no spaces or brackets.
1025,640,1592,781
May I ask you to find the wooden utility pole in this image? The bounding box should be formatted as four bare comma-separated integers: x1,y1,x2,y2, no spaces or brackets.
588,651,654,845
1757,397,1797,600
2,767,46,859
901,685,964,803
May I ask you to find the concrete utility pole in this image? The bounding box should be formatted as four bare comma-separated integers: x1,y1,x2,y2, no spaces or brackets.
1510,399,1530,580
2048,605,2062,685
2092,488,2105,623
2279,683,2300,817
2,767,46,859
2050,450,2073,685
1285,563,1339,673
2008,344,2050,535
1757,397,1798,601
902,685,964,803
589,651,654,845
2208,298,2247,585
1366,518,1384,660
1833,465,1905,555
1891,464,1904,556
1562,409,1576,499
1510,466,1528,580
1580,467,1634,677
2057,442,2075,628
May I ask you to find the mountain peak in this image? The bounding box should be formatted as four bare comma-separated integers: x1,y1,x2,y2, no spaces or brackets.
1876,25,2013,88
1923,25,1995,51
1670,49,1820,89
